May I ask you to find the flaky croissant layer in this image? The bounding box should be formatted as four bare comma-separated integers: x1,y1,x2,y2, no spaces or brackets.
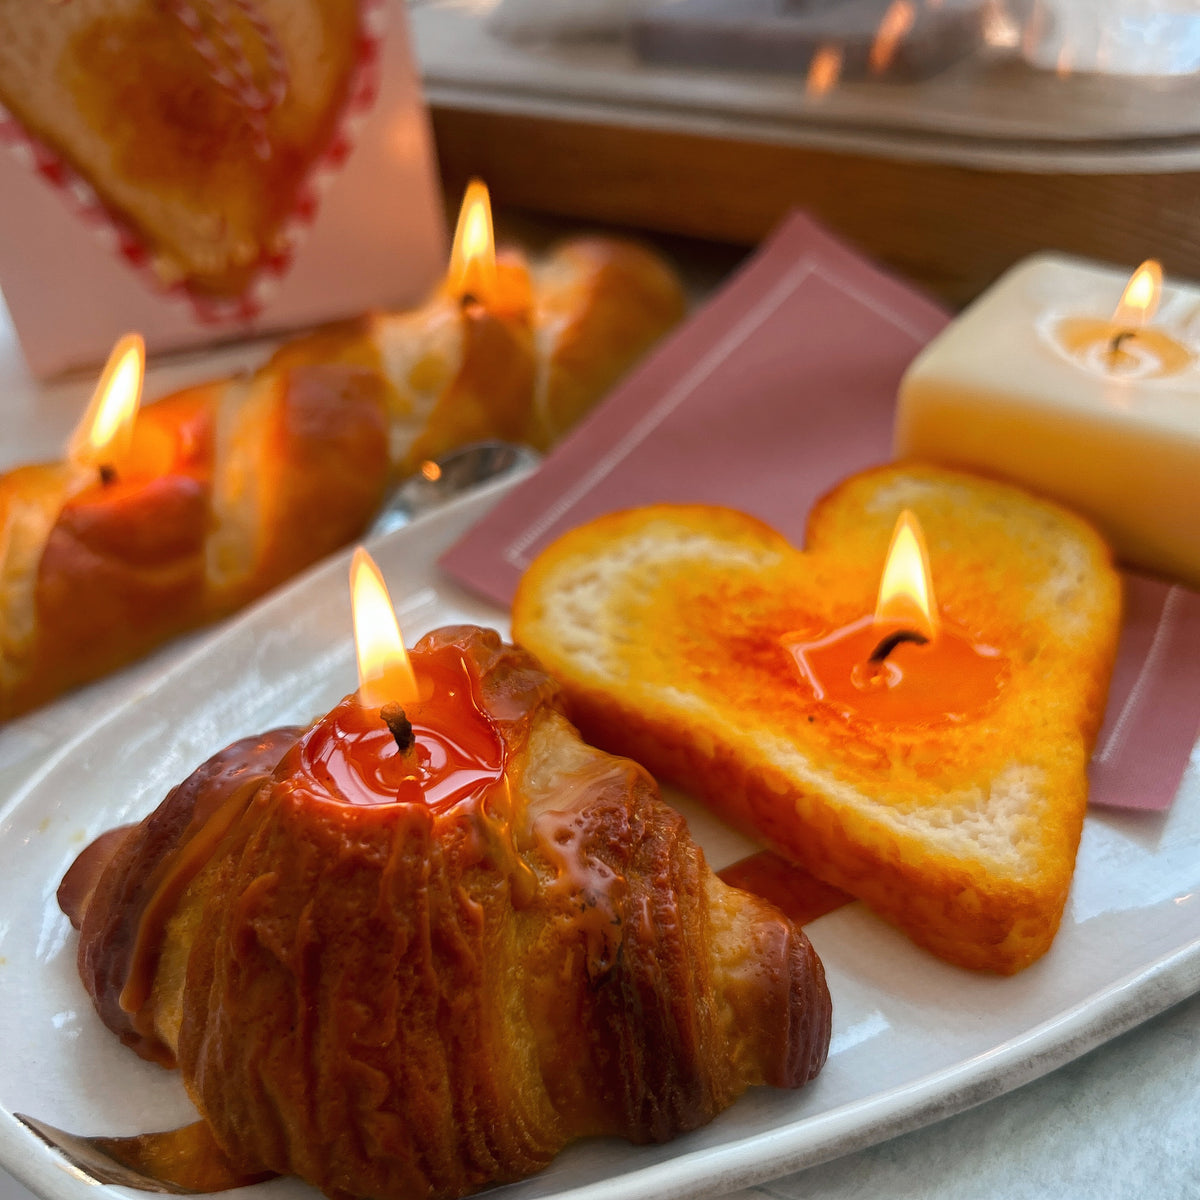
61,627,830,1200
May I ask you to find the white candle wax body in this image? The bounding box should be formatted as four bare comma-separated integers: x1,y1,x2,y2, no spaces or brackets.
895,253,1200,589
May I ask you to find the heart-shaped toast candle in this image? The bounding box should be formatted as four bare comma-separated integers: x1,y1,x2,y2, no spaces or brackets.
56,551,831,1198
512,463,1123,973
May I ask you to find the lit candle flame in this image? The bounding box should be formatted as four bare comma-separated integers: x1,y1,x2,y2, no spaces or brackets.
873,509,939,642
1112,259,1163,329
869,1,916,74
806,45,843,98
350,547,419,709
66,332,145,471
446,178,497,306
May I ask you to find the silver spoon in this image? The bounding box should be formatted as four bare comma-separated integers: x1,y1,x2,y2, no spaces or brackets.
370,440,540,537
14,1113,262,1194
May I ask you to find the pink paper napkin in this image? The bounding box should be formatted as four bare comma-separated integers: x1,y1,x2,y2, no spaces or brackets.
441,212,1200,812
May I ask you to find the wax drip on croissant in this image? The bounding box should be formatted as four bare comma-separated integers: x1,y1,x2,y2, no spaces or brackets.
61,627,830,1200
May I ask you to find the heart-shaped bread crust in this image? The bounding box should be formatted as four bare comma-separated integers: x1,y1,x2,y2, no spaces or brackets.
513,463,1124,973
0,0,378,312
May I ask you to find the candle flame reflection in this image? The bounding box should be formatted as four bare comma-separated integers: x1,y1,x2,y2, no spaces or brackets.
870,1,915,74
446,178,497,305
66,332,145,470
873,510,938,642
350,547,419,709
1112,259,1162,329
806,45,843,97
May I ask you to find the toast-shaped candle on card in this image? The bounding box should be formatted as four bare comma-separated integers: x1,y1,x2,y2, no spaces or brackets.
0,0,368,304
57,558,830,1198
512,464,1123,973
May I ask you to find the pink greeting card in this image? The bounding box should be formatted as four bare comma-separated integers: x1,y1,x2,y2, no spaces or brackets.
0,0,445,377
442,212,1200,812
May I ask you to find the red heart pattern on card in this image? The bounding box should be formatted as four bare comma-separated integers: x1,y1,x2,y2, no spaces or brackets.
0,0,384,324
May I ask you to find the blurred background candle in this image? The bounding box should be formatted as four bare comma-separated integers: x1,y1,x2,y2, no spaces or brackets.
896,253,1200,588
65,332,145,484
1049,260,1194,380
0,330,214,712
444,177,532,320
445,178,501,311
360,178,536,474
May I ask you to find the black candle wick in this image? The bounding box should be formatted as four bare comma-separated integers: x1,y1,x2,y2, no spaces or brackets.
380,702,415,753
1109,329,1136,358
868,629,929,665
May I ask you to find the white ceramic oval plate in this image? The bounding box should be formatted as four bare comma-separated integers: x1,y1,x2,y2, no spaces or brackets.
0,479,1198,1200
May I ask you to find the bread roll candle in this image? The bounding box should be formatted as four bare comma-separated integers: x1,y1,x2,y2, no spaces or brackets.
266,179,687,470
1,334,212,716
56,559,831,1198
2,179,685,721
262,177,539,477
0,344,390,721
395,178,538,472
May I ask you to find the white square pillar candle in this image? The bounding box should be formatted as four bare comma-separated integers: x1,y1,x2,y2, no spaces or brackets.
894,253,1200,589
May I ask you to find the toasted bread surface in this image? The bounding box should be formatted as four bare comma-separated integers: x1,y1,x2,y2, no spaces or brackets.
512,464,1123,973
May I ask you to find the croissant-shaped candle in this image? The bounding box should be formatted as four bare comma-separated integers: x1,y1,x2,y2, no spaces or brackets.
58,625,831,1200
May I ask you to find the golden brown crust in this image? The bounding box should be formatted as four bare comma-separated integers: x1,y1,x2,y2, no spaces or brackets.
399,307,538,476
527,239,688,451
67,728,300,1065
63,626,830,1199
30,472,210,699
206,362,390,613
0,464,84,715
